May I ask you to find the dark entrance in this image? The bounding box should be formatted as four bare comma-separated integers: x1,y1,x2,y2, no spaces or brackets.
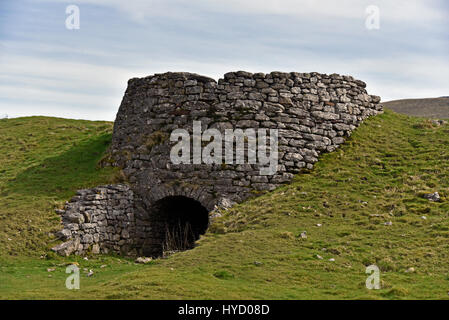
151,196,209,255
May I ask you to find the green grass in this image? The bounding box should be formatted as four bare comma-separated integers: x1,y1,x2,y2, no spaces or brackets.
0,116,120,257
0,110,449,299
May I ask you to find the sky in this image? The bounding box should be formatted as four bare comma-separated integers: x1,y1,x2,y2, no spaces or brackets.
0,0,448,121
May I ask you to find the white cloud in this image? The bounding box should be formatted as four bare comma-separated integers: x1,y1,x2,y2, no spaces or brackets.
0,54,137,120
200,0,445,22
0,53,239,120
40,0,447,23
0,100,117,120
2,50,447,121
1,0,447,120
1,40,116,58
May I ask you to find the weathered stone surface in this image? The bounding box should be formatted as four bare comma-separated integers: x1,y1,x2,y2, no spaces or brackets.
135,257,153,264
53,71,383,257
423,192,441,202
51,239,79,256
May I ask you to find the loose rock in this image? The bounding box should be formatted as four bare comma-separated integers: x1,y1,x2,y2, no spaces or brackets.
135,257,153,264
423,192,441,202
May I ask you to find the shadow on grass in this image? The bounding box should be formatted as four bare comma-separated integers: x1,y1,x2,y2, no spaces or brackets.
6,133,116,200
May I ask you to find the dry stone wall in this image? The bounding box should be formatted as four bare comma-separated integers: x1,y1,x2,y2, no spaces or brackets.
53,185,134,256
52,71,383,257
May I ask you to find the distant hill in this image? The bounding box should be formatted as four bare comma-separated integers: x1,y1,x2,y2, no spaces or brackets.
383,97,449,118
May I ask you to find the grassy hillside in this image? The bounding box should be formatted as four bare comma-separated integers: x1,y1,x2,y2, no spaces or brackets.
0,117,120,257
384,97,449,118
0,110,449,299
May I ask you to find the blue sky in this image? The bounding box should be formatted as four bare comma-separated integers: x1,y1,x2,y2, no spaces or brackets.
0,0,448,120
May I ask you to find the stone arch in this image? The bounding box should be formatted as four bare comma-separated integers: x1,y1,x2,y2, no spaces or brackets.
141,182,218,212
154,196,209,250
129,180,220,257
138,194,209,257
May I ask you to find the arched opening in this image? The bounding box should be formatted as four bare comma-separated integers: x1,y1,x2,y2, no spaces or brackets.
152,196,209,255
